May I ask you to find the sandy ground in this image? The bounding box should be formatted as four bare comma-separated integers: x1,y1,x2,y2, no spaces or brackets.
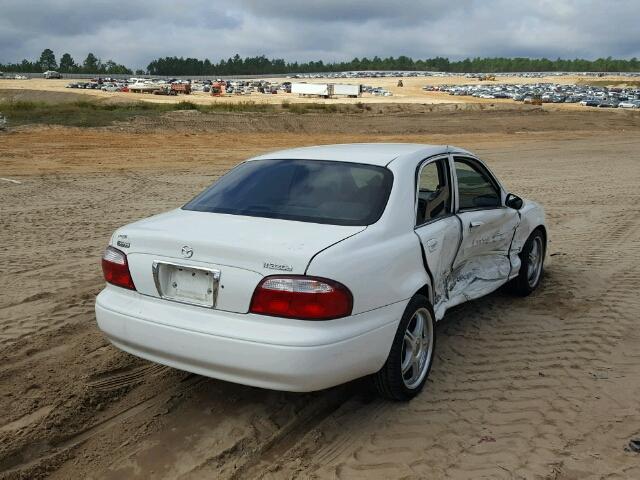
1,105,640,479
1,74,637,107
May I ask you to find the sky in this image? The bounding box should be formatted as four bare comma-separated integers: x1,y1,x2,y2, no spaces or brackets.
1,0,639,68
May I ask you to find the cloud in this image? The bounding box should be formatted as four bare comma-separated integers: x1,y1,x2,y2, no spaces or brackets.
0,0,638,69
239,0,472,24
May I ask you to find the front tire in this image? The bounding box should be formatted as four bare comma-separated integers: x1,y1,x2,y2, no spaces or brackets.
372,295,436,401
509,228,545,296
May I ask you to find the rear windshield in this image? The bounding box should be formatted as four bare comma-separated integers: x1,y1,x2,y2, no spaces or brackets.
183,159,393,226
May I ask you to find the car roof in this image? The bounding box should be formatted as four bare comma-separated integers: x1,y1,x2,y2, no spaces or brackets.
248,143,473,167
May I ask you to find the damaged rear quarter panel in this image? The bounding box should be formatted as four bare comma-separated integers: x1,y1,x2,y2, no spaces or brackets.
306,226,427,316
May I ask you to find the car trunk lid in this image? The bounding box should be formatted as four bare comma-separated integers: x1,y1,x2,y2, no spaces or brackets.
112,209,365,313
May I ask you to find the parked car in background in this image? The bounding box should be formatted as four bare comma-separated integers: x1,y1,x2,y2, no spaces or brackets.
580,98,601,107
96,144,547,400
598,99,620,108
618,100,640,109
43,70,62,79
564,95,584,103
101,83,120,92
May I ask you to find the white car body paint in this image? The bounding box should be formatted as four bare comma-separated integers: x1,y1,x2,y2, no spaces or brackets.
96,143,546,392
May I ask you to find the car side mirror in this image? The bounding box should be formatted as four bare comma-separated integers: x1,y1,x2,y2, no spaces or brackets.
505,193,524,210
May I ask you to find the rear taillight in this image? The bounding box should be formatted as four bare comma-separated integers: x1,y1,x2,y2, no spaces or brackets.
101,246,136,290
249,275,352,320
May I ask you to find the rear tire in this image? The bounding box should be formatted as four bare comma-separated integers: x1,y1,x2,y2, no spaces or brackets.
509,228,545,296
372,295,436,401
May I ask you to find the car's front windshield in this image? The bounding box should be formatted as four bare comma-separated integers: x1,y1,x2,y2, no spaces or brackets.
183,159,393,226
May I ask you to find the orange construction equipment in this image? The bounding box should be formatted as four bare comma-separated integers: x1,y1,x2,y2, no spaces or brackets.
211,81,226,96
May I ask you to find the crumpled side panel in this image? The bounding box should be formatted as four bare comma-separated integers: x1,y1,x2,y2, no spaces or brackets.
448,254,511,302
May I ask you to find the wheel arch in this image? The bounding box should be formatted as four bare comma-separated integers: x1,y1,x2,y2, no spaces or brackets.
413,283,433,306
534,224,548,248
530,225,548,264
512,200,547,256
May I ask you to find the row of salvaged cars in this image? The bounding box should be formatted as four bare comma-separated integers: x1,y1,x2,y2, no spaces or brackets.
65,78,289,95
62,77,393,98
65,78,193,95
288,71,640,80
424,83,640,108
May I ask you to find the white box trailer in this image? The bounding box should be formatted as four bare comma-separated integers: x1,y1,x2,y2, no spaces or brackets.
291,83,330,96
332,83,360,97
291,83,361,98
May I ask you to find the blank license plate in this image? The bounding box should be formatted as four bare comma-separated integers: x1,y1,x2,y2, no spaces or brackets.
153,262,221,308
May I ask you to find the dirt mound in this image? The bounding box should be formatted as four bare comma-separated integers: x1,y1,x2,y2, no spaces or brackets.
115,104,640,136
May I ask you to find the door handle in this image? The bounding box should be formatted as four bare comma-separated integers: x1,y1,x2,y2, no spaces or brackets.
470,221,484,229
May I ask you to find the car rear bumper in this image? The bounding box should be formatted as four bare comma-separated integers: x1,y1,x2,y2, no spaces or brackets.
95,286,404,392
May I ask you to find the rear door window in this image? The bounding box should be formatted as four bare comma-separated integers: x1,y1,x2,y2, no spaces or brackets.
416,158,452,225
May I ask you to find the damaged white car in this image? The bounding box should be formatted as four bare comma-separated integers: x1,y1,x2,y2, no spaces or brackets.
95,144,546,400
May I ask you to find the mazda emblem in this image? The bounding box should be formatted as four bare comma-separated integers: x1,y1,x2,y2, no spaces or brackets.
181,245,193,258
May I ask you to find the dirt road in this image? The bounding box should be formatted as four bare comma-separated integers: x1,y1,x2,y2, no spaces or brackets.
1,107,639,479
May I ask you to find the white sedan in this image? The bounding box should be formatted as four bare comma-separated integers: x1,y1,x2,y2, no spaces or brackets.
96,144,546,400
618,100,640,109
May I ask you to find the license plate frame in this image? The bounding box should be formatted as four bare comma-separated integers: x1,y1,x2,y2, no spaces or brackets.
152,261,221,308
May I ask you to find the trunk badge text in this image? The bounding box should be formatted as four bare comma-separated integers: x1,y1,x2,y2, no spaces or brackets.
263,262,293,272
181,246,194,258
116,235,130,249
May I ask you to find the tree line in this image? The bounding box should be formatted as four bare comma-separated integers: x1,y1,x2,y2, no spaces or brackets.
147,55,640,75
0,49,134,75
2,49,639,76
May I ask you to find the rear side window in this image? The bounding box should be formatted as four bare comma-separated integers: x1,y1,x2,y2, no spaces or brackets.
416,158,451,225
184,159,393,226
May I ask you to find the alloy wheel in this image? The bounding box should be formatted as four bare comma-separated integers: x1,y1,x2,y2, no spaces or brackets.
527,236,543,288
401,307,434,389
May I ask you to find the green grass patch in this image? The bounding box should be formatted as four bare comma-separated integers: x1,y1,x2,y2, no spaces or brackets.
0,99,282,127
199,101,276,113
280,101,350,114
0,100,170,127
0,98,362,127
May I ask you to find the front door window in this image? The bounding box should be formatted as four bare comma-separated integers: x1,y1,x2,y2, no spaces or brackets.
454,159,500,210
